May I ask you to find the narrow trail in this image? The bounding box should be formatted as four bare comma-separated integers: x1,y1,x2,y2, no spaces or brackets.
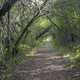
12,50,80,80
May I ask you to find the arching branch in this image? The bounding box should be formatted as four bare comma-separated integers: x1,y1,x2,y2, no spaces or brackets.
15,0,48,47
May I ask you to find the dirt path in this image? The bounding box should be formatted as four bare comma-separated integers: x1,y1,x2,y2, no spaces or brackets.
12,52,80,80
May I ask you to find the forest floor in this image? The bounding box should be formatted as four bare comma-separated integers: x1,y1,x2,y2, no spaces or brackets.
12,50,80,80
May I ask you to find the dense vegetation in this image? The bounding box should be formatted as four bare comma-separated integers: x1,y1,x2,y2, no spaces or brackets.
0,0,80,79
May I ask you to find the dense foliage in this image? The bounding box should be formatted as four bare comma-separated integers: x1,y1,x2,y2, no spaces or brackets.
0,0,80,79
50,0,80,66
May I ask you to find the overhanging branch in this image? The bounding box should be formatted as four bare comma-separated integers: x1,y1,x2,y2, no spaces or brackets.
35,27,51,40
47,16,60,29
15,0,48,47
35,16,61,40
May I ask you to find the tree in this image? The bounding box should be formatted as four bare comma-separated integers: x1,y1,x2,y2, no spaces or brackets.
49,0,80,66
49,0,80,51
0,0,50,79
0,0,17,17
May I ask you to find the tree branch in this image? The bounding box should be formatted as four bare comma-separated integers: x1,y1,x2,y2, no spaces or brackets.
35,27,51,40
46,16,60,29
35,16,62,40
15,0,48,47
